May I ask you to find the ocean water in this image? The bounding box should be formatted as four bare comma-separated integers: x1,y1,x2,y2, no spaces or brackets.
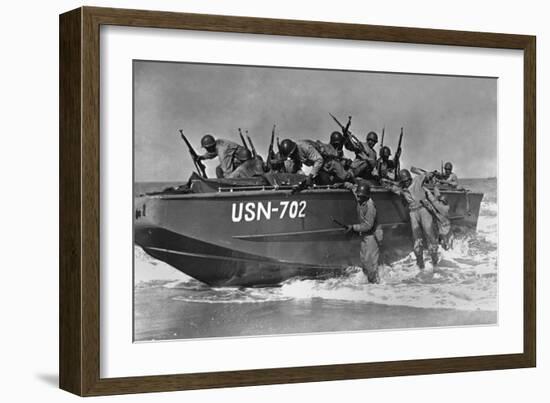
134,178,497,341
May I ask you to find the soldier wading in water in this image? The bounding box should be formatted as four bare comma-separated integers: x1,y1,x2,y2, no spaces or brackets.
383,168,439,270
343,181,382,283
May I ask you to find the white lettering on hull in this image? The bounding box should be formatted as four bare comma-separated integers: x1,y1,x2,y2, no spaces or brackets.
231,201,307,222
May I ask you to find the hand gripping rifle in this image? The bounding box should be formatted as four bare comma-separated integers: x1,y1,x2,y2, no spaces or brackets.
179,130,207,178
332,217,347,229
329,113,368,158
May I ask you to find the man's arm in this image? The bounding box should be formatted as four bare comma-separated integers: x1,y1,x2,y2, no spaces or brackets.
304,145,324,178
200,151,217,161
380,180,402,196
443,173,458,187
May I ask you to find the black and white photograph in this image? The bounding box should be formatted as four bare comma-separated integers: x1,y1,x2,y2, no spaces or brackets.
133,60,498,342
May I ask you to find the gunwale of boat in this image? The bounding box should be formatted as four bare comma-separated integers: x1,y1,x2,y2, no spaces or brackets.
141,186,483,200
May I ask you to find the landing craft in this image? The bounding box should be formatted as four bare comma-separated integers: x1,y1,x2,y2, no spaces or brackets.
134,173,483,287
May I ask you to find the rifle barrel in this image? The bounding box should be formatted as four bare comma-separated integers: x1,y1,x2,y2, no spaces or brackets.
179,130,207,178
247,135,257,158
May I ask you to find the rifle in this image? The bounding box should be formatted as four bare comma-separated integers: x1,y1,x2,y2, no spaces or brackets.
238,128,250,151
381,127,385,149
179,130,207,178
380,177,399,188
332,217,348,230
266,125,276,170
395,127,404,174
246,130,257,158
328,113,367,157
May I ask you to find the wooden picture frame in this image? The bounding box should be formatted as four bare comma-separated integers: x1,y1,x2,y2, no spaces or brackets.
59,6,536,396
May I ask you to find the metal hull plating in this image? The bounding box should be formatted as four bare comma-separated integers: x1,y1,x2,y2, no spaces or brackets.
134,187,483,286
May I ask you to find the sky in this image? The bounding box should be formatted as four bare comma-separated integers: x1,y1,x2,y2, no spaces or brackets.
134,60,497,182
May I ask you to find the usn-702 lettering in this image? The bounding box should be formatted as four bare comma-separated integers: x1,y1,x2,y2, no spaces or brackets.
231,200,307,222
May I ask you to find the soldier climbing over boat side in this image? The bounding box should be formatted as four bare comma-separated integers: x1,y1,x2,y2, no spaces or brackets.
382,168,439,270
197,134,247,178
342,181,382,284
314,139,354,184
279,138,353,187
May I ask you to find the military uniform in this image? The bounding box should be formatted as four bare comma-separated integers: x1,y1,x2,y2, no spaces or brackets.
345,183,382,283
287,140,324,178
348,142,377,179
312,141,353,184
425,186,452,250
388,173,438,268
376,157,397,180
201,139,244,177
225,159,265,179
440,172,458,188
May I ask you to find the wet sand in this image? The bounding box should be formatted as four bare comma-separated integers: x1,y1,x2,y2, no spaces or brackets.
134,287,496,341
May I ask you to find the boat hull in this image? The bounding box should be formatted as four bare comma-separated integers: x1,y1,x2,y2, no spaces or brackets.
135,187,483,286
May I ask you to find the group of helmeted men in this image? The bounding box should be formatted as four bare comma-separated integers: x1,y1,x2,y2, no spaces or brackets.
196,129,459,283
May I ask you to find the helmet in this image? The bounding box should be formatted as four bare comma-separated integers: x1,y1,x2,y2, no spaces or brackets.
356,182,371,198
444,162,453,171
201,134,216,149
329,131,344,146
366,131,378,142
380,146,391,157
235,147,252,162
399,169,412,183
279,139,297,158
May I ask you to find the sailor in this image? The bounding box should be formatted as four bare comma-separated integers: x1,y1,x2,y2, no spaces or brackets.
343,181,382,283
197,134,246,178
225,148,266,179
375,146,398,180
382,168,439,269
438,162,458,188
347,131,379,179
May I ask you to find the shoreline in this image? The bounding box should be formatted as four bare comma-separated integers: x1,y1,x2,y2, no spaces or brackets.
134,287,497,342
